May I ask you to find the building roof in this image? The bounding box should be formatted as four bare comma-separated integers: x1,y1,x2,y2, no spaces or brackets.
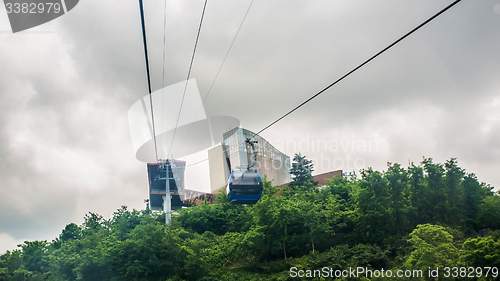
276,169,343,189
313,170,343,186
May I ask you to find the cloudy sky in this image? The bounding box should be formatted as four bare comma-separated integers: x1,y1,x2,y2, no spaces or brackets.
1,0,499,253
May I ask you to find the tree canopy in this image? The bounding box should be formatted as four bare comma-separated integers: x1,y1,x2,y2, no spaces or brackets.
1,157,498,281
289,153,319,191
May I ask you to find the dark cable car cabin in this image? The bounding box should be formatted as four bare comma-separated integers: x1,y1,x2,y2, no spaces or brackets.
226,171,263,204
226,139,263,204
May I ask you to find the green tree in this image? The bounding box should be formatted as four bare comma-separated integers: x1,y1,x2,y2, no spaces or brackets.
349,244,387,269
444,158,465,228
462,173,487,231
269,195,295,259
109,206,143,241
110,217,187,281
82,212,107,235
60,223,83,242
18,240,49,274
460,236,500,270
386,162,410,236
0,250,23,280
422,158,447,225
251,180,277,263
355,168,392,244
177,200,251,236
289,153,318,191
177,203,229,236
47,239,81,281
404,224,459,279
327,174,354,203
476,195,500,230
408,163,429,228
1,157,496,280
307,191,351,253
251,180,297,261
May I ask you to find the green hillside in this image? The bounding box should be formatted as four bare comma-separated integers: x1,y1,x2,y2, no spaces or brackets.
1,157,499,280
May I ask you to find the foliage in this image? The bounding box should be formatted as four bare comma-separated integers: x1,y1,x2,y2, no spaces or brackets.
289,153,318,191
0,157,497,281
460,236,500,269
476,195,500,230
355,168,392,244
404,224,459,271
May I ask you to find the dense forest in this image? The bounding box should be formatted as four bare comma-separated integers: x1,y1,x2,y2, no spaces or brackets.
1,156,500,280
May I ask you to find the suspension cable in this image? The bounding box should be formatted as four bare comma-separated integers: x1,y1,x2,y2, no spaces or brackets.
177,0,254,152
159,0,168,159
186,0,462,167
138,0,159,161
167,0,208,159
249,0,461,140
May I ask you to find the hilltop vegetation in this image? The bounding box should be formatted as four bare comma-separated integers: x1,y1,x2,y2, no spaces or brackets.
1,157,500,280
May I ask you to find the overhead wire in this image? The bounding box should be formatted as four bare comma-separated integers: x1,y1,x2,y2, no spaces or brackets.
186,0,462,168
167,0,209,159
203,0,254,106
248,0,462,140
138,0,159,161
177,0,254,152
159,0,168,160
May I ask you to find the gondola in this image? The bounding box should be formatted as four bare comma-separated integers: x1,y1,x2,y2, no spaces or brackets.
226,139,263,204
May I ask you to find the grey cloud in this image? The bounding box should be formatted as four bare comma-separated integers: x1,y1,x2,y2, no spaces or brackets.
1,0,499,253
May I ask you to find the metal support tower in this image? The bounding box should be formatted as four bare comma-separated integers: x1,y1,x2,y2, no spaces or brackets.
159,160,172,224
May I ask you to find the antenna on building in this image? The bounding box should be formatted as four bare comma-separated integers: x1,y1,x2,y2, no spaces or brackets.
343,170,357,178
163,160,172,224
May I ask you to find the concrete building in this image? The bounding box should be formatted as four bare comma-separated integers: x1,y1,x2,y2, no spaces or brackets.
147,160,186,210
209,127,291,194
208,145,231,194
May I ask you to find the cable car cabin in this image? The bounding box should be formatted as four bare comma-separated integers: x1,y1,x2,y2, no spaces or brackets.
226,171,263,204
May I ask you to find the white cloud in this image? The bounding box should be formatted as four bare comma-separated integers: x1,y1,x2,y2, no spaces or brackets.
494,4,500,15
0,233,23,254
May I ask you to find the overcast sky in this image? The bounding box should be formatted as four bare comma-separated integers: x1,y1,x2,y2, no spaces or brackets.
1,0,499,253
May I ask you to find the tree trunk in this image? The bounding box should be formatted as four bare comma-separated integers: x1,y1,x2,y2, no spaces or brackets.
264,231,268,265
312,237,315,254
282,240,287,259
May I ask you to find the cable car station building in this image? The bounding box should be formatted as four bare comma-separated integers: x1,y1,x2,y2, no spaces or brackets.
147,160,186,210
208,127,291,194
